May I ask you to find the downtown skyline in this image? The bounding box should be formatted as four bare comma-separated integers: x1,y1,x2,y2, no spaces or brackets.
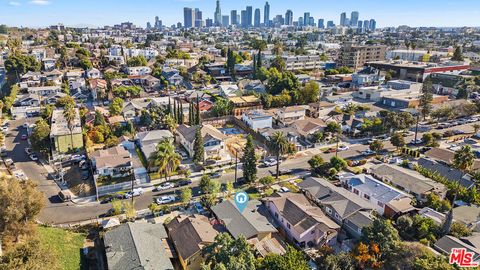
1,0,480,28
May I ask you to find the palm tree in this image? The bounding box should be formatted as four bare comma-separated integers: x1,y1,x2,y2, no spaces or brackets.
63,103,76,152
268,132,289,180
149,138,181,182
453,145,475,172
164,114,177,133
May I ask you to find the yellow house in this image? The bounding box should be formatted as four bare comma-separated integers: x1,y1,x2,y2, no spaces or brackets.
50,108,84,153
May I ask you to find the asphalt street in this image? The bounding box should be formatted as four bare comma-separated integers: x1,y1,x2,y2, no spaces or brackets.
4,117,478,224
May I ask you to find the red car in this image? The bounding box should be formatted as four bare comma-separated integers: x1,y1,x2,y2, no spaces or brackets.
21,134,27,140
325,147,337,153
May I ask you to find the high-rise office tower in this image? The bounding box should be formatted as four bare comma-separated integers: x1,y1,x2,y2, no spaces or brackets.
195,8,202,21
214,0,222,26
298,17,303,26
340,12,347,26
254,8,261,27
154,16,162,29
183,8,194,28
363,20,370,30
350,11,359,27
345,18,350,26
146,22,152,30
274,15,284,26
327,20,334,28
369,19,376,31
222,15,229,27
246,6,253,27
318,19,324,29
309,17,315,26
231,10,238,25
285,10,293,25
264,2,270,27
237,15,240,24
357,21,363,29
304,12,310,26
206,18,213,27
241,10,247,28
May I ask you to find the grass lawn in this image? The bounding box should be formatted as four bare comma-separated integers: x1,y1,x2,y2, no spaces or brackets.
135,146,148,168
280,182,300,193
37,226,87,270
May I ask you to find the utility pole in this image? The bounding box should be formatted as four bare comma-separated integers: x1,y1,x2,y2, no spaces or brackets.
234,151,238,184
335,131,340,157
414,113,420,146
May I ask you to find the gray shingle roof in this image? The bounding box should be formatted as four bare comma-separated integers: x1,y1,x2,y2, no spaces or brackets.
417,158,475,189
434,235,480,260
104,223,173,270
211,200,277,239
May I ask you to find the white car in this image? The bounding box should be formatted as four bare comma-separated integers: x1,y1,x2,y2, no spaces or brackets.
154,182,175,191
29,154,39,161
156,195,176,205
22,123,29,129
338,145,349,151
263,157,279,167
124,188,144,199
410,139,423,145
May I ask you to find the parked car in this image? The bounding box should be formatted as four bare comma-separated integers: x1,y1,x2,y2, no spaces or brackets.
71,154,86,163
453,130,466,135
325,147,337,153
193,202,206,214
100,194,124,204
22,123,29,129
21,134,27,140
124,188,144,199
465,138,478,144
29,153,38,161
156,195,176,205
210,170,223,178
263,157,278,167
410,139,423,145
361,149,375,156
58,190,73,202
154,182,175,191
79,160,90,170
177,179,192,187
280,187,290,193
337,145,349,151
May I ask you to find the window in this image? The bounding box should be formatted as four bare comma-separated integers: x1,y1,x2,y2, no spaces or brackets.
287,223,291,229
335,213,340,219
364,194,370,200
275,212,278,219
325,207,332,214
311,229,315,234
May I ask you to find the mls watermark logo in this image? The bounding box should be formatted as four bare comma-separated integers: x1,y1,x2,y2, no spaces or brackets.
449,248,479,267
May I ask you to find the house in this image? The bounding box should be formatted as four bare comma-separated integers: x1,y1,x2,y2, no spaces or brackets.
307,101,336,118
418,207,446,225
127,66,152,76
103,222,174,270
274,106,307,126
290,117,327,140
186,91,211,103
162,67,183,86
122,98,154,122
86,67,101,79
165,215,219,270
15,94,41,107
90,146,133,179
219,83,241,98
44,92,67,105
89,78,108,101
27,85,62,96
50,108,83,153
453,205,480,232
135,130,174,161
417,158,475,189
338,173,414,218
263,192,340,248
176,124,227,160
370,164,447,202
241,110,273,131
238,79,266,93
299,177,375,239
434,235,480,262
229,96,263,117
425,147,480,171
42,58,56,71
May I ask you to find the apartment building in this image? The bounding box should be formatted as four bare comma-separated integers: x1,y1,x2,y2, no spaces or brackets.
338,43,387,70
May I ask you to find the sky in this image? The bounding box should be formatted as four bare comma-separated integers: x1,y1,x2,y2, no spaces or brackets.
1,0,480,28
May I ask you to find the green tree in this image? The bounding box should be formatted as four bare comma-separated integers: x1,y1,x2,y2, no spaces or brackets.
203,233,256,270
361,218,400,252
390,132,406,150
180,188,192,207
127,55,148,67
109,97,124,115
94,110,107,126
451,46,464,61
30,119,51,154
369,139,384,153
422,132,439,147
259,176,275,188
193,127,204,164
258,246,310,270
308,155,325,176
212,97,232,117
268,132,289,180
449,222,472,238
453,145,475,171
325,121,342,134
298,80,320,104
330,156,347,171
241,135,257,184
199,175,220,195
148,138,181,182
0,236,58,270
419,76,434,120
55,95,75,108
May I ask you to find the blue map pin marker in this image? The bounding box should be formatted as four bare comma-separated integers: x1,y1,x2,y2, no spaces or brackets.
234,191,249,213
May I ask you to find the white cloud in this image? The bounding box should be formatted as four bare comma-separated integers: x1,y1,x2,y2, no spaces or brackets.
29,0,51,5
9,1,21,6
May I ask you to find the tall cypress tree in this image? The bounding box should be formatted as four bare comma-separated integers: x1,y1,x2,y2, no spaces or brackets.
252,55,257,78
179,103,184,124
188,102,193,125
193,126,204,164
173,99,177,120
167,98,171,115
257,51,262,68
195,96,201,125
241,135,257,184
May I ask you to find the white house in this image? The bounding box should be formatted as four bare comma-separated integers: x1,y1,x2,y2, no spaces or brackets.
27,86,62,97
176,124,227,160
86,68,101,79
241,110,272,131
90,146,133,179
127,66,152,76
274,105,307,126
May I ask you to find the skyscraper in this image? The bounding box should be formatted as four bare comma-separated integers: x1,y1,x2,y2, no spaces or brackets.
264,2,270,27
318,19,324,29
183,8,194,28
231,10,237,25
350,11,359,27
222,15,229,27
304,12,310,26
340,12,347,26
285,10,293,25
369,19,376,31
154,16,162,29
146,22,152,30
206,18,213,27
363,20,370,30
246,6,253,27
298,17,303,26
327,20,334,28
195,8,202,21
254,8,261,27
241,10,247,28
214,0,222,26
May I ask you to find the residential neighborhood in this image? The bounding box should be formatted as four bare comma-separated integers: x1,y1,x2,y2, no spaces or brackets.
2,1,480,269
